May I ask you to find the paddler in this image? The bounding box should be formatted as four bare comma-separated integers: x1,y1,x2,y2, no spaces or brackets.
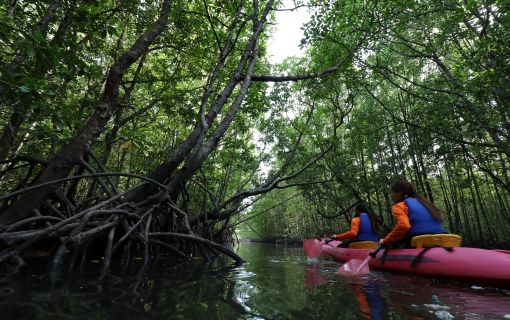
330,202,380,248
380,179,445,248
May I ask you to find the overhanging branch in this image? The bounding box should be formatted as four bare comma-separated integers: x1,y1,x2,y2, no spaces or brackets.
248,50,355,82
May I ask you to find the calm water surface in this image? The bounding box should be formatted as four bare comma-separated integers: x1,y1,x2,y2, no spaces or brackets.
1,243,510,319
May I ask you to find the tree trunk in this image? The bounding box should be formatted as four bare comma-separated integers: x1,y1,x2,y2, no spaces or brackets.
125,0,274,204
0,0,172,227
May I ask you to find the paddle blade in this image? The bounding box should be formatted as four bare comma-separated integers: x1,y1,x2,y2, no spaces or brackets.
326,240,342,247
337,258,370,275
303,239,322,258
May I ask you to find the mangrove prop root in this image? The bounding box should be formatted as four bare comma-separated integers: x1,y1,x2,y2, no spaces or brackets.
0,171,244,275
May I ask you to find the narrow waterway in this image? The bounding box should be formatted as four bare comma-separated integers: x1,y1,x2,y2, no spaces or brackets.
1,243,509,319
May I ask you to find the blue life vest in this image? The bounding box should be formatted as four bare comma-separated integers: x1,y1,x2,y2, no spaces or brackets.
357,212,379,241
404,198,445,235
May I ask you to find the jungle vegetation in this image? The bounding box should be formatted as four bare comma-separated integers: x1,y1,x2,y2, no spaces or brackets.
0,0,509,275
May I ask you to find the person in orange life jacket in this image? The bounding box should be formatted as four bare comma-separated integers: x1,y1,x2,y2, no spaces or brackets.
331,202,380,248
379,180,445,248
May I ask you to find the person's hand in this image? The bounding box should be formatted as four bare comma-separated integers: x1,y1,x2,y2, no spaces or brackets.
325,236,335,243
378,239,385,246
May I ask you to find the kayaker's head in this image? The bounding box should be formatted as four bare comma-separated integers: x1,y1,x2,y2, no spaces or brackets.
390,180,415,203
354,202,372,216
390,180,442,220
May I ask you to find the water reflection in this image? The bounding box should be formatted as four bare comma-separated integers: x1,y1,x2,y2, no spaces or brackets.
382,273,510,319
354,282,386,320
0,260,263,320
304,262,387,319
0,243,508,319
304,264,327,287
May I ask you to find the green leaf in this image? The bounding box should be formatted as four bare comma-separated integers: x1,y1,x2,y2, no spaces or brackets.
19,85,31,93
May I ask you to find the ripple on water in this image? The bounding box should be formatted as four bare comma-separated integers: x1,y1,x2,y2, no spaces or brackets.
234,268,256,279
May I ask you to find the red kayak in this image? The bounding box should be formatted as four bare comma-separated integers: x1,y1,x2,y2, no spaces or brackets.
322,243,510,287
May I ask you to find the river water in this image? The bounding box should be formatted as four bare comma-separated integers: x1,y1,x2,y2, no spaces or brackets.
1,243,509,319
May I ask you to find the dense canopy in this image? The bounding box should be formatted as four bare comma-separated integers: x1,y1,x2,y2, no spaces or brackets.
0,0,509,273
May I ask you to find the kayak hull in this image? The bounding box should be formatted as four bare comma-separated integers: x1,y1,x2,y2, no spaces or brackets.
322,244,510,287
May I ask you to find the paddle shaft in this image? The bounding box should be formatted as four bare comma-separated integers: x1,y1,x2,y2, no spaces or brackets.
369,245,385,258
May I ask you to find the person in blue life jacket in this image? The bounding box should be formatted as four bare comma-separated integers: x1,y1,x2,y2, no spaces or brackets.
380,179,445,248
331,202,380,248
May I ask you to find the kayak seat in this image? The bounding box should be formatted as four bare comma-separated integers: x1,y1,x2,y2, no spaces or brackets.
349,241,378,249
411,234,462,248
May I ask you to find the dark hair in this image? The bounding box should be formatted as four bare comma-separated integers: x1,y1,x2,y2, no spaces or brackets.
390,180,442,220
354,202,380,234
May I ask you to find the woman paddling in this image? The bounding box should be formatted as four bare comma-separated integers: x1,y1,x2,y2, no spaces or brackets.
331,202,380,248
380,180,445,248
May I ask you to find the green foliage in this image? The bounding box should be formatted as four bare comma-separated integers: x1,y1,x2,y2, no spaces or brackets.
1,0,509,247
242,0,510,247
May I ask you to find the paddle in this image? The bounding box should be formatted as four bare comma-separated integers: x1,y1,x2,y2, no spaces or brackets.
303,237,343,259
338,245,385,275
303,238,323,259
